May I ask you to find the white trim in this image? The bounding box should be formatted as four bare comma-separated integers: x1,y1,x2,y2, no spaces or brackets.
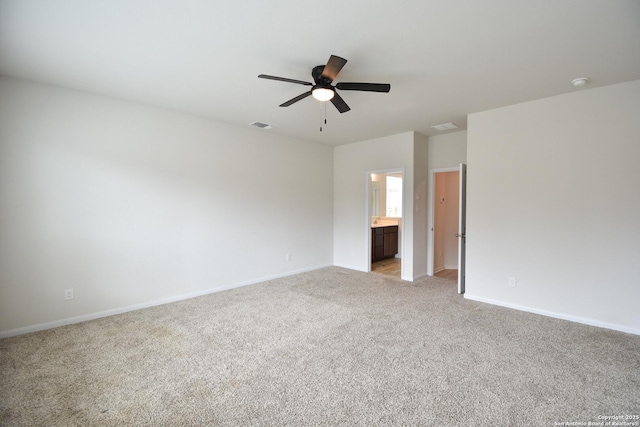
434,266,445,274
0,264,332,339
427,167,459,276
464,294,640,336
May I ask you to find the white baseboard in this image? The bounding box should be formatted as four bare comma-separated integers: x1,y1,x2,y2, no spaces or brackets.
463,294,640,336
434,266,445,274
0,264,332,339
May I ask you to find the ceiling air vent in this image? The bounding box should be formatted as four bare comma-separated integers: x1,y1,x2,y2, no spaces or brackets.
431,122,458,131
250,121,274,130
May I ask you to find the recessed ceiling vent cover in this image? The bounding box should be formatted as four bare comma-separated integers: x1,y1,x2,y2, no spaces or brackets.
250,121,273,130
431,122,458,131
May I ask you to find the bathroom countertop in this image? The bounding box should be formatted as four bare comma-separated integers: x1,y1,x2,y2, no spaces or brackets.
371,223,398,228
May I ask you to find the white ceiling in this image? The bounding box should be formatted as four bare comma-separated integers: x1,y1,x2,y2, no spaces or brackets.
1,0,639,146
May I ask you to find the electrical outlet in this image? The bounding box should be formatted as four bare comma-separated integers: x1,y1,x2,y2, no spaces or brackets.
508,277,516,287
64,288,74,300
286,253,291,262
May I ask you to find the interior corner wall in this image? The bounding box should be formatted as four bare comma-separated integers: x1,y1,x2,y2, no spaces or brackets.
466,79,640,334
412,133,429,279
333,132,416,280
0,77,334,336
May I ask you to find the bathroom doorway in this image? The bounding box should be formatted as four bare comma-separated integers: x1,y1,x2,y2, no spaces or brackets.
430,168,460,280
369,170,404,279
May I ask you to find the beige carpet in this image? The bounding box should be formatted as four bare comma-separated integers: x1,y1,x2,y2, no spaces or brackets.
1,267,639,426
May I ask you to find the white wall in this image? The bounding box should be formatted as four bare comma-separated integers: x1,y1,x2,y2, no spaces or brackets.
428,131,467,170
0,77,334,336
466,79,640,334
333,132,428,281
412,132,429,278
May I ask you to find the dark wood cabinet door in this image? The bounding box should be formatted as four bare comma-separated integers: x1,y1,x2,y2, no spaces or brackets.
384,230,398,257
372,226,398,261
375,246,385,260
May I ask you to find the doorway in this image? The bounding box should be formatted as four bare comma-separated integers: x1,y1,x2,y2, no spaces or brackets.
430,169,460,280
368,170,404,279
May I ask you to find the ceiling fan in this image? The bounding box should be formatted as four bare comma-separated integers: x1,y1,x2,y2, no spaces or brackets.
258,55,390,113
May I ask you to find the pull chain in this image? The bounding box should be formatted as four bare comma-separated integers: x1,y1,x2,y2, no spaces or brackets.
320,102,327,132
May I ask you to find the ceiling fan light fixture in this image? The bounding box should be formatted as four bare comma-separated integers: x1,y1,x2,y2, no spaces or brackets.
312,87,335,102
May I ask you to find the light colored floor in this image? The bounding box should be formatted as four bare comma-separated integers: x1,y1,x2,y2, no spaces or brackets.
371,258,458,281
371,257,401,278
435,269,458,280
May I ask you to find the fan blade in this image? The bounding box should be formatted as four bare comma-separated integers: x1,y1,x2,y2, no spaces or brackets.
336,82,391,92
330,92,351,113
280,91,312,107
321,55,347,82
258,74,313,86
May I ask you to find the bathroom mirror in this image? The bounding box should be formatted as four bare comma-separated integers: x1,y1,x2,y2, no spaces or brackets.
371,181,380,217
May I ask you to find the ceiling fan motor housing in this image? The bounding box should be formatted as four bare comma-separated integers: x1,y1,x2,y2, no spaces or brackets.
312,65,329,84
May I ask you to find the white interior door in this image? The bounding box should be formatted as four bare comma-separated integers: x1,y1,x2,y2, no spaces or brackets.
457,163,467,294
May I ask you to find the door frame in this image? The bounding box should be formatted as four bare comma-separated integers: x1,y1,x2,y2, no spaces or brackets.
457,163,467,294
427,167,460,276
366,168,406,279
